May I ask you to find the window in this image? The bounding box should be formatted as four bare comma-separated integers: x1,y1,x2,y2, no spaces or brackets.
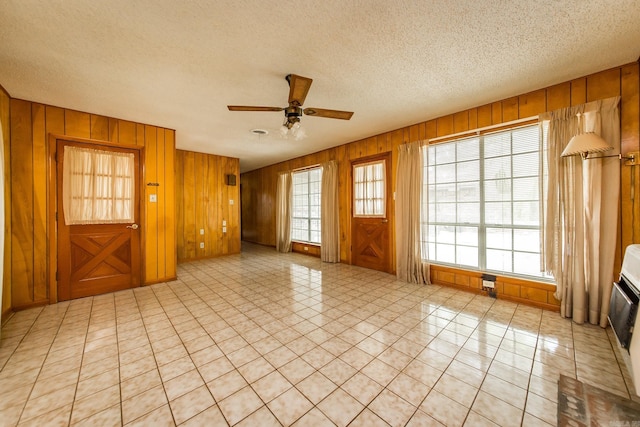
422,124,549,280
292,167,322,244
353,160,386,217
63,146,135,225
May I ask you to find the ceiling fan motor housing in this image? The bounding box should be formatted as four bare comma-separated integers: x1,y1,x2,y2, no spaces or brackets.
284,105,302,128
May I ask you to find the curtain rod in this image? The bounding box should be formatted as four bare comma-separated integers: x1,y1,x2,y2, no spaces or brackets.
427,116,538,144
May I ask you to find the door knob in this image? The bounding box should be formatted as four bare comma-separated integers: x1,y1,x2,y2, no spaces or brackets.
126,224,139,230
381,219,388,223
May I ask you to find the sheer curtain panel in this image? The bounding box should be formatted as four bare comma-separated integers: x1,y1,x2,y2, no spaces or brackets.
62,146,135,225
396,141,429,284
540,97,620,326
276,171,292,253
321,161,339,262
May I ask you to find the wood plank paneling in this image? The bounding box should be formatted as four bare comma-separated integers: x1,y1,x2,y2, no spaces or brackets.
90,115,109,141
477,104,492,128
546,82,571,111
144,125,158,283
587,68,621,101
241,62,639,313
6,99,176,308
1,88,11,319
175,150,240,262
453,111,469,134
64,110,90,138
164,130,176,278
436,115,453,137
10,99,35,305
502,97,518,122
31,104,47,301
518,90,546,118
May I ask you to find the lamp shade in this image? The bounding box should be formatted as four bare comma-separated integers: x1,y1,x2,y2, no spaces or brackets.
561,132,612,159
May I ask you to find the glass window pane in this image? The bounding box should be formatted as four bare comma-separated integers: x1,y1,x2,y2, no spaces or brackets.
436,225,455,244
485,202,512,225
513,201,539,225
457,138,480,162
457,182,479,202
436,243,455,263
435,164,456,183
435,143,455,164
457,245,478,268
457,160,479,182
456,226,478,246
487,249,513,272
436,203,456,223
457,202,480,223
514,252,541,275
485,179,511,202
513,229,539,252
512,152,539,177
485,156,511,181
486,228,512,250
484,133,511,158
513,177,538,201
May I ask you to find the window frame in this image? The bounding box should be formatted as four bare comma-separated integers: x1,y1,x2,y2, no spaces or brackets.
353,159,387,218
291,166,322,245
422,123,552,282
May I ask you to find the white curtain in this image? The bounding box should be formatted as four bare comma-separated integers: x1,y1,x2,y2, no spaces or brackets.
540,96,620,326
396,141,429,284
62,146,135,225
321,160,340,262
354,161,386,216
275,171,292,253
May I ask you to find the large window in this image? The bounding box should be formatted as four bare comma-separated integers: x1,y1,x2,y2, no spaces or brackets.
422,124,549,280
292,167,322,244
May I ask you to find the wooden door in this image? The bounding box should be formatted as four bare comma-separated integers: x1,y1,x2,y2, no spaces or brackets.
57,140,141,301
351,153,392,273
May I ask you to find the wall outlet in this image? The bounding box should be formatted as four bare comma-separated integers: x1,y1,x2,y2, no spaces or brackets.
304,246,309,251
199,228,204,235
149,194,157,203
229,199,234,205
222,227,227,233
199,242,204,249
482,280,495,289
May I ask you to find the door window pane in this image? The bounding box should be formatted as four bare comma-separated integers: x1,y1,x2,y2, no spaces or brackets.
353,160,386,217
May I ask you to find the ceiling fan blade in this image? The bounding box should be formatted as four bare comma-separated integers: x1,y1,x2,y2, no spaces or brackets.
228,106,283,112
287,74,313,106
303,108,354,120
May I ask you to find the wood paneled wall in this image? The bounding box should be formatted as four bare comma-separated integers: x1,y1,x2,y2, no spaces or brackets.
241,62,640,310
8,99,176,309
175,150,240,261
1,87,11,322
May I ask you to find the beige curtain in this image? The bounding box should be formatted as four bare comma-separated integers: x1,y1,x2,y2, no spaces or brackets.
540,96,620,326
275,171,292,253
62,146,135,225
321,160,340,262
395,141,429,284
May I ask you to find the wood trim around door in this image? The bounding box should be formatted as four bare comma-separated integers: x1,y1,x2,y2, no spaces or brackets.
47,134,144,303
350,152,393,274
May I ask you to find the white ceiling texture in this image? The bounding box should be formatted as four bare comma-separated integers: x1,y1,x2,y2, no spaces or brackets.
1,1,639,172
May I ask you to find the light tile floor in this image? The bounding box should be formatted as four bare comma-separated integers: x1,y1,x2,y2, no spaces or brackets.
0,243,636,426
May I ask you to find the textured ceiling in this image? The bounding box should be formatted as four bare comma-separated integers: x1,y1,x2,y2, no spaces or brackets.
1,1,639,172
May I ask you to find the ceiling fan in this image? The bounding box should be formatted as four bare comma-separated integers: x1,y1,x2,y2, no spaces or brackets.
227,74,354,130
